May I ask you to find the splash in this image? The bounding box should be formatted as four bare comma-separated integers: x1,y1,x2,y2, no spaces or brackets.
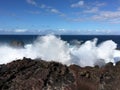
0,34,119,67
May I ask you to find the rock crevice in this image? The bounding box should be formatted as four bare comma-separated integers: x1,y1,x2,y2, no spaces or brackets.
0,58,120,90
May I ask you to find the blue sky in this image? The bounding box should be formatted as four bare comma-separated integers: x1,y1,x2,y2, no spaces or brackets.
0,0,120,34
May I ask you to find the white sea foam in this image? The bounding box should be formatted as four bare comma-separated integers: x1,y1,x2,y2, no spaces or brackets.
0,34,120,67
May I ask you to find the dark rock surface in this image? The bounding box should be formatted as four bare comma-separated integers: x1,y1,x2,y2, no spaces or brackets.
10,40,24,48
0,58,120,90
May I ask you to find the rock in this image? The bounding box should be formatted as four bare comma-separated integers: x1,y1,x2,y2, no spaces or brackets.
10,40,24,48
0,58,120,90
69,40,81,47
116,61,120,66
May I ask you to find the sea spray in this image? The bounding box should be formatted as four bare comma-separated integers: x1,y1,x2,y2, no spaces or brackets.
0,34,119,67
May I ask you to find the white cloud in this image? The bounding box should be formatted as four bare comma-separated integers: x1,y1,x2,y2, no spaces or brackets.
40,4,51,9
118,7,120,11
50,8,65,16
51,9,60,14
14,29,27,33
92,11,120,20
26,0,65,17
91,10,120,23
95,2,106,7
40,4,47,9
0,28,120,35
70,2,120,24
71,1,84,8
84,7,99,13
26,0,37,6
39,4,65,16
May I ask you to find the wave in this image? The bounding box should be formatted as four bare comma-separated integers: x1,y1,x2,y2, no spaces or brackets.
0,34,120,67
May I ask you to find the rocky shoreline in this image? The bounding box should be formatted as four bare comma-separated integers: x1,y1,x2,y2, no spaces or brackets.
0,57,120,90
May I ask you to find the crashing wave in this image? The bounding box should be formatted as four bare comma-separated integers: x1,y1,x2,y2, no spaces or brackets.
0,34,120,67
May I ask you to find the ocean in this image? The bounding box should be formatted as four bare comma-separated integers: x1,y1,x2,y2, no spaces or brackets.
0,35,120,48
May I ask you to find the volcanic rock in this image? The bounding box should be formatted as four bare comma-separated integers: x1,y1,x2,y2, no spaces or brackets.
10,40,24,48
0,58,120,90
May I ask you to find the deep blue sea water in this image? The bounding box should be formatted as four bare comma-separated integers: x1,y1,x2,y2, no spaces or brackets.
0,35,120,48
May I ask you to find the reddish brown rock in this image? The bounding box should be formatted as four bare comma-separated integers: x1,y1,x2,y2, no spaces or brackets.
0,58,120,90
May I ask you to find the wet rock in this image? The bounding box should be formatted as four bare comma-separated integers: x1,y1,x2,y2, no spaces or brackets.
10,40,24,48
